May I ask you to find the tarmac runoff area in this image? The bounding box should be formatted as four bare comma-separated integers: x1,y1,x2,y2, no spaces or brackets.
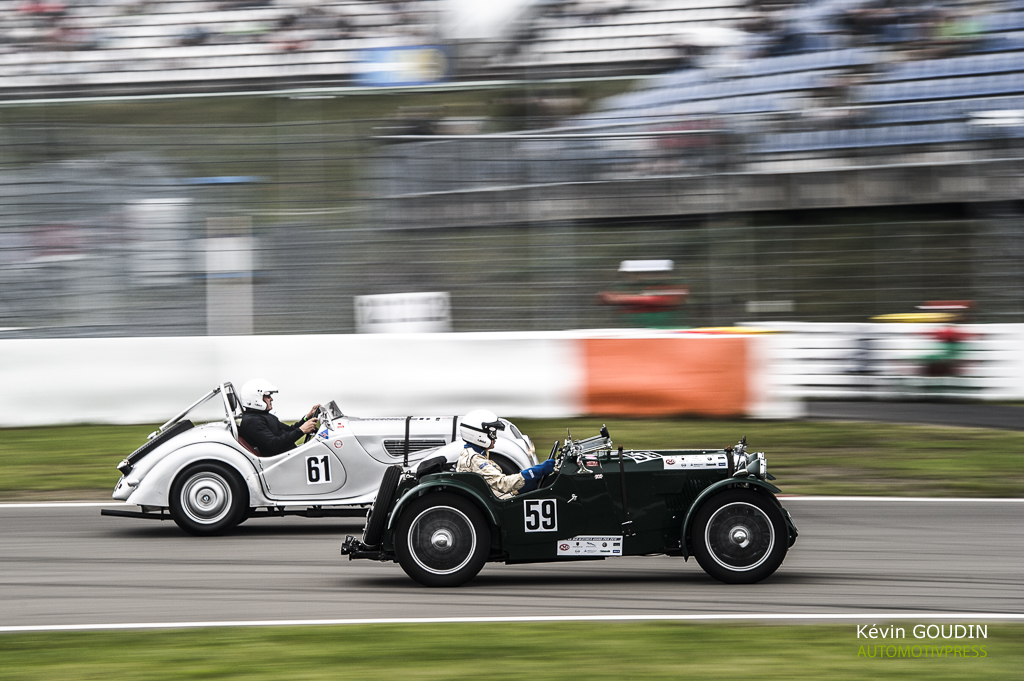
0,497,1022,632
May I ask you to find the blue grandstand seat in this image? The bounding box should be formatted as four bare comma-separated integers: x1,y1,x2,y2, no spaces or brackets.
755,119,987,155
985,12,1024,33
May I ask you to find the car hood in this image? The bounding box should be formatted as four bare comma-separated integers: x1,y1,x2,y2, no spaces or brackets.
345,416,457,464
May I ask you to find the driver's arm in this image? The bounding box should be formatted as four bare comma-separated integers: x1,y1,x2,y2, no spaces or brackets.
291,405,321,434
244,417,306,456
458,453,525,497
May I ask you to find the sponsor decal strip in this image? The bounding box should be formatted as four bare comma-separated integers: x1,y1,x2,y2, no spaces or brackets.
663,454,728,470
557,536,623,556
3,613,1024,633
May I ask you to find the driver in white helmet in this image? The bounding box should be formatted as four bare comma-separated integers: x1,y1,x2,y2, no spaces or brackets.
237,379,320,457
456,409,555,500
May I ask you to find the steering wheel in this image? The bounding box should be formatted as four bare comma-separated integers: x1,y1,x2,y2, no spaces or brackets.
302,406,325,444
537,440,562,489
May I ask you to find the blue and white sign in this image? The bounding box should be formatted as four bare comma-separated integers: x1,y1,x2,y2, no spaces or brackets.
356,46,449,87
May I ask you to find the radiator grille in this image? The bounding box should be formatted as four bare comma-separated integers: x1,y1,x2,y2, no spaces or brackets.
383,439,447,458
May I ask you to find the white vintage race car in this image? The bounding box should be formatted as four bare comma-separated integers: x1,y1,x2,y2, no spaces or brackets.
101,383,537,535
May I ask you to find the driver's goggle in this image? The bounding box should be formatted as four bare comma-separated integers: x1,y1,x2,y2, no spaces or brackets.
467,421,504,440
482,421,505,438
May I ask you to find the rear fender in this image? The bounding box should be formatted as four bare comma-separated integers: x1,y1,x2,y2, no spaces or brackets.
386,478,501,533
680,478,783,559
489,438,535,470
124,443,266,508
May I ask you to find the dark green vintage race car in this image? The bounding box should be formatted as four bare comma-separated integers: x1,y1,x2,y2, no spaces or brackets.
340,427,798,587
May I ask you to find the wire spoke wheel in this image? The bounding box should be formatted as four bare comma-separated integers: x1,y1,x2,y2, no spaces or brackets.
692,489,788,584
395,493,490,587
408,506,477,575
704,502,774,571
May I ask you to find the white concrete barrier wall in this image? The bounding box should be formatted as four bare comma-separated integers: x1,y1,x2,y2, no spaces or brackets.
2,326,1018,428
0,333,586,428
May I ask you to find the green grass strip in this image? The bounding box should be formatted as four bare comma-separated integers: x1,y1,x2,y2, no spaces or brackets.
0,622,1020,680
0,418,1021,500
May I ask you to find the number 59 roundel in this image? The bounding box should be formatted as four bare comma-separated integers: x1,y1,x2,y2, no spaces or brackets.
524,499,557,532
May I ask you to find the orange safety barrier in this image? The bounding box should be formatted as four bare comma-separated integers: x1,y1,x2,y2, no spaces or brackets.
582,337,750,416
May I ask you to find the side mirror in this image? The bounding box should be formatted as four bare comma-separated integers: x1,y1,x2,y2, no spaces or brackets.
600,425,610,439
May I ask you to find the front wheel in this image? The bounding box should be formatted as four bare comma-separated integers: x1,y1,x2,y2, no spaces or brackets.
169,462,248,536
691,489,787,584
394,493,490,587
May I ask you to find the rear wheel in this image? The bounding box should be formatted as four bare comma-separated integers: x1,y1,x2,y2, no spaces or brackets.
169,462,248,536
394,493,490,587
692,489,787,584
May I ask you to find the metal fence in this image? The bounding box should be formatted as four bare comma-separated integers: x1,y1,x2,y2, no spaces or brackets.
1,109,1022,338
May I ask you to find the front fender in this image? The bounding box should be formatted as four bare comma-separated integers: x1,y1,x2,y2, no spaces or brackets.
386,477,502,533
125,443,267,509
680,478,783,559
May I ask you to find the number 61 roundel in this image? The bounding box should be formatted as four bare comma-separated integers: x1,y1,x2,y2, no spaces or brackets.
524,499,557,532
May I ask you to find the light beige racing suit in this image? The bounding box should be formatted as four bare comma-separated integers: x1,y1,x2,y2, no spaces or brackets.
457,445,524,500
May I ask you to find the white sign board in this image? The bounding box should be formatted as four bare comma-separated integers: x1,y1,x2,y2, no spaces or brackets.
354,292,452,334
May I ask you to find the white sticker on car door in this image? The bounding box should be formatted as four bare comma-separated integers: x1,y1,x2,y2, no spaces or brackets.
524,499,557,532
306,454,333,484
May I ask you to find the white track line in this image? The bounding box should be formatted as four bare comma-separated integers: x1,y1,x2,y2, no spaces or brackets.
3,496,1024,509
3,613,1024,634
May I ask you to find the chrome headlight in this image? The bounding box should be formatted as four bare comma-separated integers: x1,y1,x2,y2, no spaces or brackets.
733,451,766,480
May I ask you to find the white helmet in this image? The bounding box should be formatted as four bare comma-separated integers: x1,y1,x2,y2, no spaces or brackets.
459,409,505,449
240,378,278,411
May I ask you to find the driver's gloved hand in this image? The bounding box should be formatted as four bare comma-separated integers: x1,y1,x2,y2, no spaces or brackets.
519,459,556,492
523,458,555,480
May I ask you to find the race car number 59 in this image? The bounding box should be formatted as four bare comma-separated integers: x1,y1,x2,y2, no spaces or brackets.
524,499,557,532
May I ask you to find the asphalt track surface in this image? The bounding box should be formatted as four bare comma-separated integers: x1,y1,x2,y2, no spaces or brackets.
2,498,1022,629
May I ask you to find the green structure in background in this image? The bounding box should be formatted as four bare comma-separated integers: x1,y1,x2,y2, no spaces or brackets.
597,259,689,328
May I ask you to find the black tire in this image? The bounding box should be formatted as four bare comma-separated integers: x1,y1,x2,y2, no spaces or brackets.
362,465,403,547
169,462,248,536
691,489,788,584
394,493,490,587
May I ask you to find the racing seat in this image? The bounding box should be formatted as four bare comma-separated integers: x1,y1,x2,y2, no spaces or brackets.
237,435,261,457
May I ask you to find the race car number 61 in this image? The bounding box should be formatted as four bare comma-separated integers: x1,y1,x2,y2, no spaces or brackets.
306,455,331,484
524,499,557,532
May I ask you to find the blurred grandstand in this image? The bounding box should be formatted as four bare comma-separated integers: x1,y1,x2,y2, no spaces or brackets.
0,0,1023,337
